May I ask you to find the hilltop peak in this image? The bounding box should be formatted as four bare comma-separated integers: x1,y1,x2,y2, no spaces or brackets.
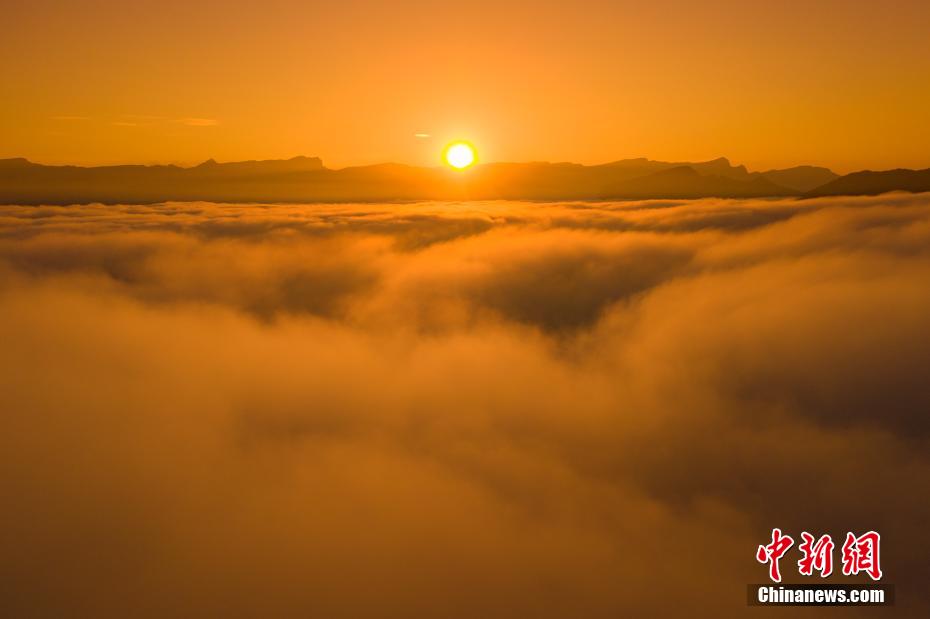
0,157,34,168
192,156,324,171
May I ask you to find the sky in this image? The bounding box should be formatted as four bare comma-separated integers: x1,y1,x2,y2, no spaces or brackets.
3,0,930,172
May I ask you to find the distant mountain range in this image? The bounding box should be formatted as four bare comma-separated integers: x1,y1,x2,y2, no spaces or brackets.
0,155,927,204
804,167,930,197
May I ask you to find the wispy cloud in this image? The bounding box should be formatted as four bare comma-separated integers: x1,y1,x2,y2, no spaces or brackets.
54,115,220,128
180,118,220,127
414,132,431,139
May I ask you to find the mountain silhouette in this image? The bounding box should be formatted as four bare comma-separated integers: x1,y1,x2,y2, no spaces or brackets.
2,155,914,205
755,166,838,192
192,156,324,175
805,168,930,197
603,166,792,199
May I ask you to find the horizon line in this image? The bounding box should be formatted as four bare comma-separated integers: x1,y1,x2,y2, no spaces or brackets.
4,154,919,176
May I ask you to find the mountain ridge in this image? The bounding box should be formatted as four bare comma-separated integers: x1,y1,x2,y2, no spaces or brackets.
804,168,930,198
0,156,925,204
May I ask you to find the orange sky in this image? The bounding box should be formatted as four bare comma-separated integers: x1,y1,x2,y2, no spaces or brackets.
3,0,930,172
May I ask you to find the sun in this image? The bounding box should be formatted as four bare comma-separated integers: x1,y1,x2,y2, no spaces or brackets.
444,141,477,170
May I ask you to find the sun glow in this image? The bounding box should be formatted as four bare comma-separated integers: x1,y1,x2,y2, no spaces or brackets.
444,142,477,170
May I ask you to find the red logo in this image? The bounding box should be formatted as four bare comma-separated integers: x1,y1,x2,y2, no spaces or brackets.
841,531,882,581
756,528,794,583
757,529,882,582
798,532,834,577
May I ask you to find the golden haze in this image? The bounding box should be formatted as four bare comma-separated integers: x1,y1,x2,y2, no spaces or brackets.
2,196,930,616
3,0,930,171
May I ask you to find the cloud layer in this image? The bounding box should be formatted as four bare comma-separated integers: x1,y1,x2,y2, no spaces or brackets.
1,194,929,617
